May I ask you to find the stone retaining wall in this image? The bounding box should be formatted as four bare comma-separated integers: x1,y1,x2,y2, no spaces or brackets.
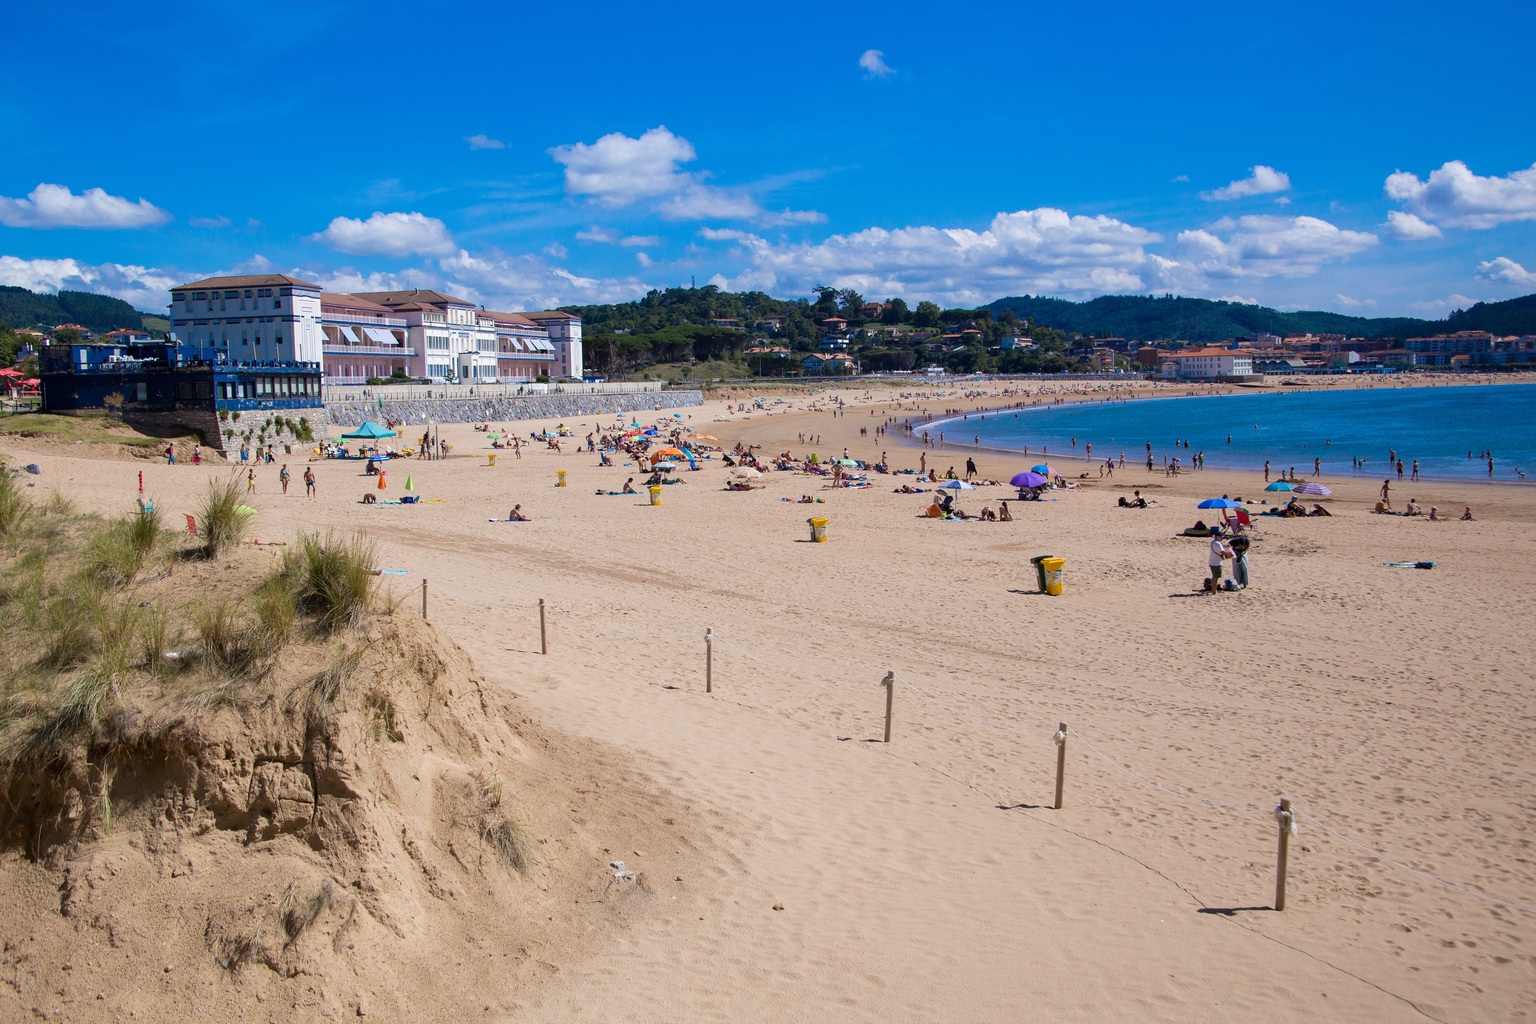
325,390,703,428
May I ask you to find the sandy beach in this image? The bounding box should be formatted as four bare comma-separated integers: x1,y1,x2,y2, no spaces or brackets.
3,380,1534,1023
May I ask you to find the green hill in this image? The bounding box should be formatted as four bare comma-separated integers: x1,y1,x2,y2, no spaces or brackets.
983,293,1536,343
0,286,145,335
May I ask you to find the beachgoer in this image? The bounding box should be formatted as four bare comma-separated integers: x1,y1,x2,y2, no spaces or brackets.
192,444,201,465
1208,529,1233,592
165,443,175,465
247,468,256,493
1461,506,1475,521
1309,504,1332,517
1380,479,1391,503
280,465,291,494
304,467,316,496
510,504,530,521
1264,461,1270,482
998,501,1013,522
1428,505,1439,520
1404,498,1421,516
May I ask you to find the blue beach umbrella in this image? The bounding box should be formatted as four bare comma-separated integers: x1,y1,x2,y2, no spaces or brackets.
939,479,975,490
1031,464,1054,475
1264,481,1294,492
1197,497,1243,509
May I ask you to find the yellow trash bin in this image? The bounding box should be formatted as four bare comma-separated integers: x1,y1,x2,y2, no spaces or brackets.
649,485,663,506
1041,556,1066,595
487,453,496,467
557,469,567,487
808,516,830,542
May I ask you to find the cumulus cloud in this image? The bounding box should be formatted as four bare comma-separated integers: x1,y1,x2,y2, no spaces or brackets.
549,125,815,224
1383,210,1442,240
0,183,171,229
621,235,660,247
635,252,654,268
1409,293,1478,312
1176,215,1377,278
1476,256,1536,288
311,211,456,257
542,242,568,259
1200,165,1292,202
575,226,619,244
439,248,651,309
1172,175,1191,183
189,215,232,229
1385,160,1536,230
704,207,1166,307
0,255,181,310
859,49,894,78
465,134,505,150
1334,293,1377,308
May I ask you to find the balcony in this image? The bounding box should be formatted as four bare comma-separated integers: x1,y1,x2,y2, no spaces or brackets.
322,311,408,328
323,344,417,357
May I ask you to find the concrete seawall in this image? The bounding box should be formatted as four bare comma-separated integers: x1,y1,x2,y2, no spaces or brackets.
325,390,704,428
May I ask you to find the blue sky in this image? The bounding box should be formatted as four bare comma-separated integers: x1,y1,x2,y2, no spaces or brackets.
3,0,1534,319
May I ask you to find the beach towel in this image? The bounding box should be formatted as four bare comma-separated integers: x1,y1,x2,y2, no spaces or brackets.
1384,561,1437,569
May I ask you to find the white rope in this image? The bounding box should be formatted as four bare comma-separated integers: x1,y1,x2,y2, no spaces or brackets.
1274,804,1298,836
893,673,1055,734
710,635,868,687
1067,727,1270,811
546,604,695,644
1295,810,1536,916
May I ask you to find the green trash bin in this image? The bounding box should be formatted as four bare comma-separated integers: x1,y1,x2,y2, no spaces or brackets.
1030,554,1055,593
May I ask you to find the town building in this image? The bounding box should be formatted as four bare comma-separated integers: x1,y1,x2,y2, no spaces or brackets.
1404,331,1494,367
1157,348,1256,380
169,274,327,365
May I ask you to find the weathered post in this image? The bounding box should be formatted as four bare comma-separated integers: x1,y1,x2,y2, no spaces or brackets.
539,599,548,655
1275,798,1294,911
1053,723,1069,810
422,579,428,621
881,671,895,743
705,628,714,693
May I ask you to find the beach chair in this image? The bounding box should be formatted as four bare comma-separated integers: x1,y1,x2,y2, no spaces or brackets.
183,514,198,536
1235,508,1256,532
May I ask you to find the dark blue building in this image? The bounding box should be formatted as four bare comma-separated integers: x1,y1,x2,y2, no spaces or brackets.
40,341,322,450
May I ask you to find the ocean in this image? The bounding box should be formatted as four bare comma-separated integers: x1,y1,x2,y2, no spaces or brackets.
924,382,1536,484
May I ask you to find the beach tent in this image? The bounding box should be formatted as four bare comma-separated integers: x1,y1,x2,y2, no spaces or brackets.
342,421,397,440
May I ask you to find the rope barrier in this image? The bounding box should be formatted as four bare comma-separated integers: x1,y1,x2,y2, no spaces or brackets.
1066,726,1271,812
893,673,1055,734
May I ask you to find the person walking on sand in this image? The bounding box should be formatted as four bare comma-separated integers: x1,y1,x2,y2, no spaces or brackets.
965,457,978,482
304,467,316,496
1411,459,1420,481
247,468,256,493
1380,478,1391,504
1314,457,1320,477
1264,461,1270,482
279,464,291,494
192,443,201,465
165,443,176,465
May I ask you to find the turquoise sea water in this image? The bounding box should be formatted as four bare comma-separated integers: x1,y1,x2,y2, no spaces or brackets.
926,383,1536,483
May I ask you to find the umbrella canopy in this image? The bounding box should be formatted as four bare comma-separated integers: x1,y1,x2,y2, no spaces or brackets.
835,458,858,467
1031,464,1054,475
730,467,762,479
654,462,678,471
1197,497,1243,509
1010,471,1048,488
0,368,22,377
1264,481,1295,492
342,420,397,440
940,479,975,490
1294,482,1333,496
688,434,718,441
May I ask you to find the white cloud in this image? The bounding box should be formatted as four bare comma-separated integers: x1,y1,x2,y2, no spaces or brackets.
1476,257,1536,288
1214,294,1260,305
0,255,181,311
575,226,619,243
542,242,568,259
1176,215,1377,278
0,183,171,229
1385,160,1536,230
706,207,1165,307
302,265,440,295
1200,165,1292,202
635,252,654,268
189,215,232,229
658,185,762,221
621,235,661,247
439,249,651,309
550,126,697,208
1383,210,1442,240
759,208,828,227
311,211,456,257
1334,293,1377,308
1172,175,1191,183
466,134,505,150
1409,293,1478,312
859,49,894,78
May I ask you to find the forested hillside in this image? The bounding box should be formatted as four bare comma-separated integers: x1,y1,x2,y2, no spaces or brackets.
0,286,144,335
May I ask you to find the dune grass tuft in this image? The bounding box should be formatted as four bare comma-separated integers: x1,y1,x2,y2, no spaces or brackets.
284,533,377,633
199,475,252,559
475,776,535,875
0,470,33,537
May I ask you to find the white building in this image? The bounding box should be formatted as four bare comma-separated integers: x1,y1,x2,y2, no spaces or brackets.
1159,348,1255,380
171,277,581,384
168,274,326,365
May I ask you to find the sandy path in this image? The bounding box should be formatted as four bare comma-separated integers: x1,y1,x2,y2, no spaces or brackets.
8,382,1534,1023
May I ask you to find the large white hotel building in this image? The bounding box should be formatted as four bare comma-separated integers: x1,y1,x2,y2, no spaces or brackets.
167,275,583,385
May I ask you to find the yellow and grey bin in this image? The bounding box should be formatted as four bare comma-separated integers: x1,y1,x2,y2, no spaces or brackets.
649,485,664,506
807,516,830,542
1041,556,1066,596
557,469,567,487
487,453,496,467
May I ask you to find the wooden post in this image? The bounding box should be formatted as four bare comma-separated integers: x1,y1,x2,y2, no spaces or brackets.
1054,722,1068,810
421,579,428,621
539,599,547,655
705,628,713,693
1275,798,1294,911
881,671,895,743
